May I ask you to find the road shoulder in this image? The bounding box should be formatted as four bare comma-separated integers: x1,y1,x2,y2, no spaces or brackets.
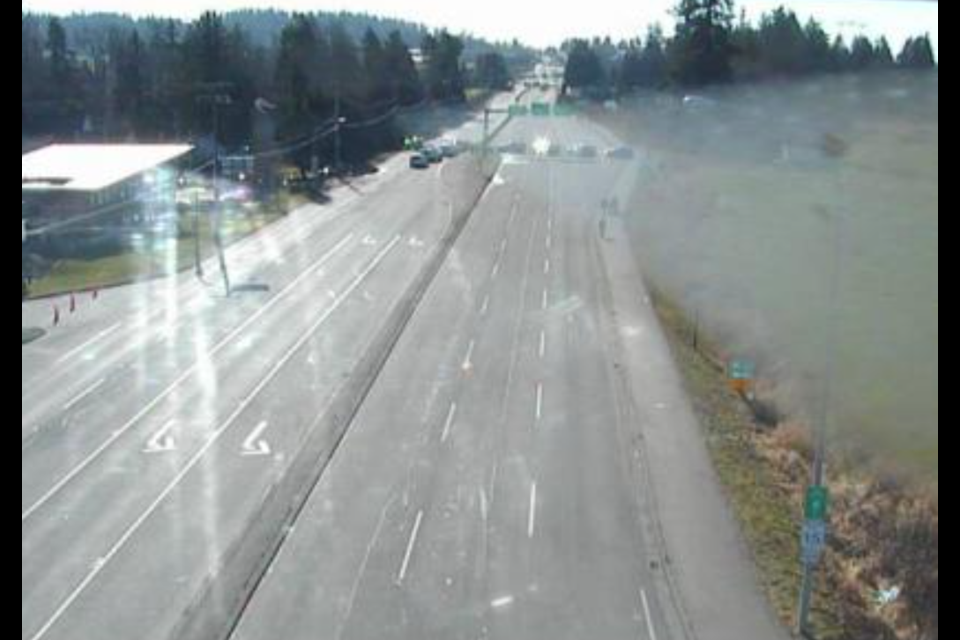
597,217,792,640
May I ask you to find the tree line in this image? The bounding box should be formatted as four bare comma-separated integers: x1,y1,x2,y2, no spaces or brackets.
22,11,526,167
561,0,937,97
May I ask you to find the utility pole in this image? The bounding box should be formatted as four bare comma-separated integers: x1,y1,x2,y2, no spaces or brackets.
197,84,233,297
333,90,344,177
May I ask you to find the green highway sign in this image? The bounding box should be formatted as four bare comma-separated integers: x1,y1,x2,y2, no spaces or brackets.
805,486,830,521
729,359,757,381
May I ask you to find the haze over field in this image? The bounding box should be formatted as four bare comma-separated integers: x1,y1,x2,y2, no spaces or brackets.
606,72,938,477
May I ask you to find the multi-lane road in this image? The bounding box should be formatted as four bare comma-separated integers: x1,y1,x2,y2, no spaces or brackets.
23,91,789,640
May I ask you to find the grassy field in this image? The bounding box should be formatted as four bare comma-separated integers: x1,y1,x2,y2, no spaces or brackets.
599,72,938,479
649,288,848,637
27,207,287,299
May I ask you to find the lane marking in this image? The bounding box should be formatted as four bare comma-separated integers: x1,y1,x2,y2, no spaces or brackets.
528,482,538,539
54,323,123,366
641,589,660,640
21,233,355,524
542,289,549,311
539,330,547,359
544,258,551,275
480,294,491,317
62,378,107,413
397,509,425,586
492,595,515,610
441,403,458,444
240,421,272,457
143,421,177,455
535,383,544,422
26,236,401,640
462,340,476,373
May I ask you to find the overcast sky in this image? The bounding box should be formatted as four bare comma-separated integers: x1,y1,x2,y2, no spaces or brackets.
22,0,938,52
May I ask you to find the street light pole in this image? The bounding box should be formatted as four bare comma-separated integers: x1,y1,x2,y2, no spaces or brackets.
193,190,204,280
797,207,844,638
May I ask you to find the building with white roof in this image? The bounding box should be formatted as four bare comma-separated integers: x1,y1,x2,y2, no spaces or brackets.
22,144,193,232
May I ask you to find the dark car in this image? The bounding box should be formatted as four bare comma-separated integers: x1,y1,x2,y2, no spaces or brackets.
422,146,443,164
606,146,636,160
409,153,430,169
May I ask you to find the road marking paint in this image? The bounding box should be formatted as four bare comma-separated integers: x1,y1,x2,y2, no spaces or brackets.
21,233,355,524
541,289,549,311
539,331,547,359
641,589,660,640
143,421,177,454
528,482,538,539
491,595,515,610
441,403,458,443
55,323,123,365
462,340,476,373
397,509,425,585
24,238,401,640
241,421,272,457
62,378,107,413
480,294,491,317
535,383,544,422
544,258,551,275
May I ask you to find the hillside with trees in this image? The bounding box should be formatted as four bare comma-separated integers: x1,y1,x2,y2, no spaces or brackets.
561,0,937,97
22,10,534,168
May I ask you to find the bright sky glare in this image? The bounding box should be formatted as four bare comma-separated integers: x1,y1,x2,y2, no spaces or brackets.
22,0,938,53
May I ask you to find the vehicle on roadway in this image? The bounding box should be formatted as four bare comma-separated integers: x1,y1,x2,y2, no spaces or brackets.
605,146,636,160
570,144,599,159
409,153,430,170
422,146,443,164
438,140,460,158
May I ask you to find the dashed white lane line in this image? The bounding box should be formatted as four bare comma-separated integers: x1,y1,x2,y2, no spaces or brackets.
528,482,538,539
535,383,544,423
641,589,660,640
441,403,458,444
462,340,476,372
397,509,425,585
54,323,123,366
62,378,107,413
